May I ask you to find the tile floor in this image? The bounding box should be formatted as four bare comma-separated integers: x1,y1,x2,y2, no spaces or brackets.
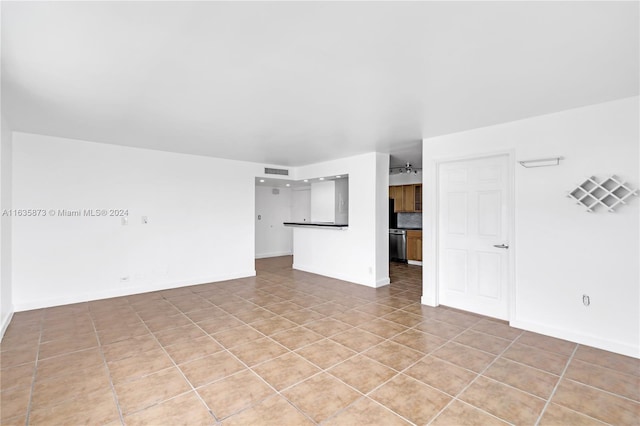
1,256,639,425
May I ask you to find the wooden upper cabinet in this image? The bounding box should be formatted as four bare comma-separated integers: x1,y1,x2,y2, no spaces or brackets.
389,185,404,212
389,184,422,212
402,185,415,212
414,184,422,212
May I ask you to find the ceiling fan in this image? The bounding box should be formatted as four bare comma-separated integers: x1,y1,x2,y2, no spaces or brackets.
389,162,421,175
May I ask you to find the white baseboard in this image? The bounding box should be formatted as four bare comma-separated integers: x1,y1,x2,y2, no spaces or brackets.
421,295,437,307
376,277,391,288
1,307,14,340
293,263,381,288
407,260,423,266
13,270,257,312
510,318,640,359
255,251,292,259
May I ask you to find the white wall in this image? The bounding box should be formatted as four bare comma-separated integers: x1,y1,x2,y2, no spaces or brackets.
1,114,13,337
334,178,349,225
255,186,292,259
291,188,311,222
422,97,639,357
375,153,390,285
310,181,335,222
291,152,390,287
389,172,423,186
11,132,281,311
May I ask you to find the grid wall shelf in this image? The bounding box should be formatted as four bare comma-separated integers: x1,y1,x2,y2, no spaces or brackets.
568,175,637,212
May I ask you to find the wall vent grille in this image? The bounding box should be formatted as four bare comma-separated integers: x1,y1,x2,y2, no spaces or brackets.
264,168,289,176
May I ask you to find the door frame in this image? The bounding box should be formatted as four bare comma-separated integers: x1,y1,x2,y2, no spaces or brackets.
423,150,516,321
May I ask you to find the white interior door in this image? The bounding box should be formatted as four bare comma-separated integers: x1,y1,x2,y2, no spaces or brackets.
438,155,510,320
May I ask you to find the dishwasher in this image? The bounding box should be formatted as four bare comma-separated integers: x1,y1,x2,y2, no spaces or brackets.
389,229,407,262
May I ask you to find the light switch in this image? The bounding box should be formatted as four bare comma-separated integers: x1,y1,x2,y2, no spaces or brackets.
141,216,148,224
121,217,128,226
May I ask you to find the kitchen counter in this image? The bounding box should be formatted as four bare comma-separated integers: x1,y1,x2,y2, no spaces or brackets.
283,222,348,230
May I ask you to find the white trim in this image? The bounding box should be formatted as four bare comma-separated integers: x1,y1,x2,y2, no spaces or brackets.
407,260,422,266
293,263,387,288
1,308,14,340
430,150,516,320
510,319,640,359
255,251,292,259
13,270,256,312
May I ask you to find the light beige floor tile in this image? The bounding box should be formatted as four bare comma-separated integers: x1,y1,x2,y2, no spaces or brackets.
538,403,608,426
517,331,577,356
431,400,509,426
154,323,207,347
31,366,111,409
330,328,385,353
164,335,223,365
282,373,361,423
198,369,274,419
565,358,639,401
270,326,323,350
222,394,312,425
323,397,410,425
370,374,451,425
228,337,289,366
107,347,173,384
459,376,546,424
552,378,640,425
296,338,357,369
304,318,352,337
471,319,523,340
358,318,408,339
179,351,246,387
211,325,264,349
416,319,466,340
123,391,214,425
484,357,559,399
573,345,640,377
1,362,35,391
404,355,476,396
252,352,320,391
0,385,31,421
35,347,104,380
28,388,119,425
328,355,396,393
363,341,424,371
101,334,160,362
454,330,512,355
391,328,446,354
114,367,191,414
502,343,569,375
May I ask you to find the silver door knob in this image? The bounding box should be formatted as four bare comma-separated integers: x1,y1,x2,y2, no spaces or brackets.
493,244,509,249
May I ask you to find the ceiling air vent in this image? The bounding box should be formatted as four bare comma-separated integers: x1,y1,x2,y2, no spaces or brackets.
264,167,289,176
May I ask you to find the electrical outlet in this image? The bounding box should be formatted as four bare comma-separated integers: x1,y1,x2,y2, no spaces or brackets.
582,294,590,306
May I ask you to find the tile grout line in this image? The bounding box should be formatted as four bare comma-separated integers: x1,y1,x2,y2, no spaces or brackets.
425,326,525,426
23,313,44,426
162,294,319,425
533,343,579,426
88,306,126,426
128,303,221,424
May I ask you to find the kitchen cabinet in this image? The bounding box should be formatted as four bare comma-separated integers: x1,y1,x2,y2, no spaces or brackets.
389,185,404,213
402,185,415,212
407,230,422,261
390,184,422,212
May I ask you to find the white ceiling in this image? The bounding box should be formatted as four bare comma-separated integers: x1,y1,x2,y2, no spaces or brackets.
2,2,637,167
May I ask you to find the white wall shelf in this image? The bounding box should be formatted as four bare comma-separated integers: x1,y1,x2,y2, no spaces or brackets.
568,175,637,212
